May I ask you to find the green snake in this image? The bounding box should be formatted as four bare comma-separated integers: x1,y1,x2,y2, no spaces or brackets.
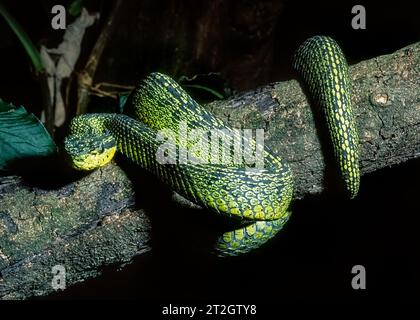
65,36,360,256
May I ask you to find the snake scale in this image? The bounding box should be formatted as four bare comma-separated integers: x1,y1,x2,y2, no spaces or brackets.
65,35,360,256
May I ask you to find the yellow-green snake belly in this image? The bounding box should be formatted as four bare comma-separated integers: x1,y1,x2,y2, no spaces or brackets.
65,35,360,256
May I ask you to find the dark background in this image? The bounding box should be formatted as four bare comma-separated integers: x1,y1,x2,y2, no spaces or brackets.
0,0,419,300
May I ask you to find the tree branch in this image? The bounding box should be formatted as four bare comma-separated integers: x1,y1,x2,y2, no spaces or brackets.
208,42,420,198
0,42,419,299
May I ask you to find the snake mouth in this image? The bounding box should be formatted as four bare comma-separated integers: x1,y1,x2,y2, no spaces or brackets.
70,146,117,171
64,133,117,171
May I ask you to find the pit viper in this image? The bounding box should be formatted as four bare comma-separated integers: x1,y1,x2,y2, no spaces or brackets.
65,35,360,256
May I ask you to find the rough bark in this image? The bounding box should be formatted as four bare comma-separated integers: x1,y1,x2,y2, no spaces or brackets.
0,164,151,299
208,42,420,198
0,42,419,299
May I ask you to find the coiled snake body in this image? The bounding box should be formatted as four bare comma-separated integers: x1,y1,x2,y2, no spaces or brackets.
65,36,360,256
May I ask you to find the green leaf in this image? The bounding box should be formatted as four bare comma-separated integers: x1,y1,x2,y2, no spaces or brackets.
118,94,129,113
0,99,56,171
182,84,224,99
0,3,44,73
68,0,84,17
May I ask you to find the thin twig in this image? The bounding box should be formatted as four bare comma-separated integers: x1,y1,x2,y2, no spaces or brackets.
94,82,135,90
88,82,134,99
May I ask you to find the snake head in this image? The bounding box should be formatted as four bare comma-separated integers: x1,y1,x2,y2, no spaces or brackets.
64,132,117,171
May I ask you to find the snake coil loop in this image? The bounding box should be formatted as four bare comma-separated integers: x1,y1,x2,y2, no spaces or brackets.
65,35,360,256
